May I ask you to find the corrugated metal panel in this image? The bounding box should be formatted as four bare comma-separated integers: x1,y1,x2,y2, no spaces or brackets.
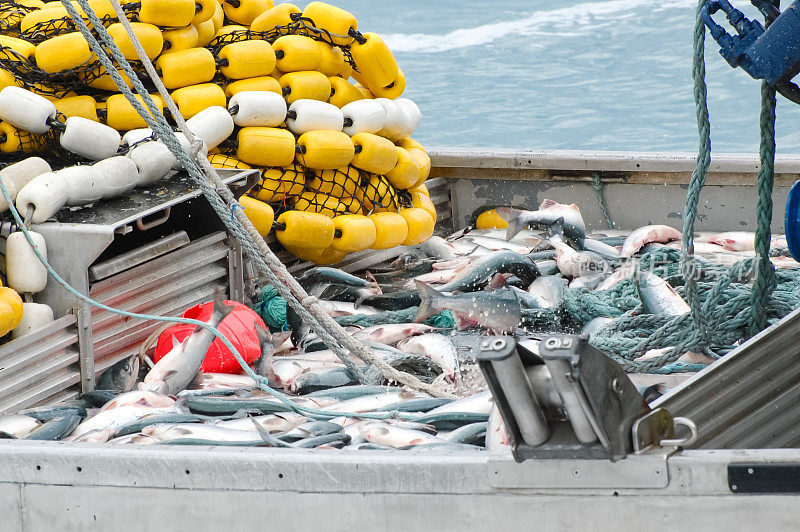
654,306,800,449
0,315,80,414
89,232,230,375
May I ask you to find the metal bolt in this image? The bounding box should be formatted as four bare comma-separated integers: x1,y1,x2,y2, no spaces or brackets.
572,468,580,477
611,378,624,395
748,468,754,474
731,484,738,491
492,338,506,350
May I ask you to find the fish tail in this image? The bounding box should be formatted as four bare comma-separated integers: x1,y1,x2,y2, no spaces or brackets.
211,289,235,322
494,207,525,241
414,280,443,323
254,322,271,348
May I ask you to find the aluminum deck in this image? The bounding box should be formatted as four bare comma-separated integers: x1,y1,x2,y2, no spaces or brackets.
2,149,800,531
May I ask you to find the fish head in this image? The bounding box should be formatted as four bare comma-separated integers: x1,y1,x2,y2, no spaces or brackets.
123,355,140,392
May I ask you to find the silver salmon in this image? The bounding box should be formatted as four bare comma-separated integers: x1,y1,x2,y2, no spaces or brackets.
636,271,690,315
139,291,234,395
496,199,586,246
414,281,521,334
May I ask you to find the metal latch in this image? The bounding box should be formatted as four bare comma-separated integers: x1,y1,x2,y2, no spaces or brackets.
701,0,800,104
477,334,696,462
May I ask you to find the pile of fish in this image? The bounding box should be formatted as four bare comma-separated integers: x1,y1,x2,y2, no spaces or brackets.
1,198,796,449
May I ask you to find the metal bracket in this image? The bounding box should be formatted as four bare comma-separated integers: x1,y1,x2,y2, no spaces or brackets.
632,408,698,452
227,236,245,303
490,452,670,489
227,169,260,198
73,306,95,393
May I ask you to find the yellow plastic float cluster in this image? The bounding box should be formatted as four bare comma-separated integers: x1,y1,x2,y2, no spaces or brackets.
0,0,434,265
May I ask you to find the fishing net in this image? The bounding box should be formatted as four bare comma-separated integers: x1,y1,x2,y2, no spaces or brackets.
248,164,309,208
0,42,141,98
18,14,118,42
206,16,359,70
0,1,40,34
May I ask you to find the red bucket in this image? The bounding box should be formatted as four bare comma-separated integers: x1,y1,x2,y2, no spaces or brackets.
153,300,266,373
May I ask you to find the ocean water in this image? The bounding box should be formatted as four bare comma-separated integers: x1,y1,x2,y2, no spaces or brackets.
335,0,800,153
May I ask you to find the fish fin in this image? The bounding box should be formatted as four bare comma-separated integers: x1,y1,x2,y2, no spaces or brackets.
159,370,179,385
414,281,443,323
364,271,382,295
494,207,526,241
539,198,559,209
271,330,291,348
171,335,181,349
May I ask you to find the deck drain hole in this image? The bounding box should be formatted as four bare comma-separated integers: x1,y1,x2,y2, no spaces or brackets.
278,473,284,479
76,466,82,472
36,465,41,471
185,470,190,475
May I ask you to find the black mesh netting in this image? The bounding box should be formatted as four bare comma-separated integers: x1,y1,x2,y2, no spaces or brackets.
18,14,117,42
209,17,359,70
246,164,405,217
248,164,309,209
0,1,41,34
0,43,151,98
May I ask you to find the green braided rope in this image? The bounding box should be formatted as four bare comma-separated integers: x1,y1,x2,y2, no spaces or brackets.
750,80,778,335
683,0,712,338
591,173,614,229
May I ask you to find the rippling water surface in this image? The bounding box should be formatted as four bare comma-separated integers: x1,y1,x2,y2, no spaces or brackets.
336,0,800,152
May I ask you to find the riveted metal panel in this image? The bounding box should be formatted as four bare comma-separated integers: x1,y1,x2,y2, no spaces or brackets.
88,232,230,375
0,315,80,414
654,307,800,449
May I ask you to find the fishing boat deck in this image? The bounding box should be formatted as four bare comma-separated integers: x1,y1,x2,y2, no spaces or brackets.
2,150,800,531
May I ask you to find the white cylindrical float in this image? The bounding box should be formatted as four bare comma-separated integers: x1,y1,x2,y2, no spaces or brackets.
341,99,386,136
93,156,139,199
375,98,410,141
127,141,174,186
0,179,17,213
228,91,287,127
59,116,121,160
0,157,51,191
58,165,104,206
185,106,234,149
286,99,344,135
0,87,57,134
6,231,48,294
15,172,69,223
394,98,421,137
12,302,54,339
121,128,154,147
